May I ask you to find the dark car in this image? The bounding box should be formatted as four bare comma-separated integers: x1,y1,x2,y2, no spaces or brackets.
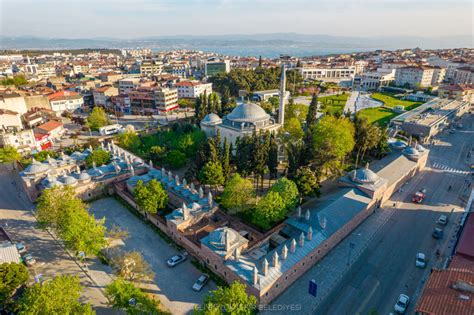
432,228,443,239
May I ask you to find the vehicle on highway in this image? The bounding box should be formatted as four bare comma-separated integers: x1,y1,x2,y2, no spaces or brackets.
412,189,426,203
192,274,210,291
415,253,426,268
15,242,27,254
166,254,186,267
432,228,444,239
22,253,36,267
437,215,448,226
394,294,410,313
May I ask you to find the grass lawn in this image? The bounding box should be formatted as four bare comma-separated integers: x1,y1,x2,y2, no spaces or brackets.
371,92,422,110
357,107,398,127
320,93,349,115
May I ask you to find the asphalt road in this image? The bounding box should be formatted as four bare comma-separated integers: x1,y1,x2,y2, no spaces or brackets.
318,113,474,315
0,170,114,314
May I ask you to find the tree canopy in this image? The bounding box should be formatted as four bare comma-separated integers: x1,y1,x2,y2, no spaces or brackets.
110,251,155,282
87,107,110,131
199,161,225,189
85,148,111,168
269,177,299,210
0,263,29,306
133,179,169,215
17,275,94,315
196,282,257,315
0,146,21,164
0,75,28,87
220,174,256,214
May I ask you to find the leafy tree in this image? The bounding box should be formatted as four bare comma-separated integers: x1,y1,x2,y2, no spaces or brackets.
306,93,319,127
294,166,320,197
0,263,29,306
33,150,58,162
220,174,255,214
0,75,28,87
85,148,111,168
116,131,142,153
354,116,383,167
17,275,94,315
267,134,278,180
36,186,106,256
0,145,21,163
110,251,155,282
311,116,355,177
165,150,187,169
286,141,303,178
196,282,257,315
252,191,286,230
133,179,169,215
284,117,304,142
199,161,225,190
86,107,110,131
221,138,231,181
149,145,166,161
269,177,299,211
253,132,269,191
105,278,163,315
370,127,390,159
235,136,255,177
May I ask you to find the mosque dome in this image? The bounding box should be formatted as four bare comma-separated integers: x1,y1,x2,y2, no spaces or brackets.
415,143,426,152
62,175,78,186
77,172,91,181
208,227,239,250
201,113,222,125
391,140,408,150
226,102,270,123
352,164,380,184
24,159,51,175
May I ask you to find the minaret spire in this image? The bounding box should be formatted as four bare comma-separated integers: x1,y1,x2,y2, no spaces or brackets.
278,64,287,126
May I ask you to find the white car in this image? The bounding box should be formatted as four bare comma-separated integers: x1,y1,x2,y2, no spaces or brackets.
437,215,448,225
415,253,426,268
394,294,410,314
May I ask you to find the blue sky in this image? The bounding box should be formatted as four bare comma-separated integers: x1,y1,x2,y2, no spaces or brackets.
0,0,472,38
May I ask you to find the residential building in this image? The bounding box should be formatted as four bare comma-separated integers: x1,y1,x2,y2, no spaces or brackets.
111,94,131,113
205,60,230,76
354,68,395,91
118,78,142,94
47,90,84,114
25,63,56,79
175,81,212,98
0,91,28,114
163,63,189,78
394,66,436,88
0,128,36,153
34,120,64,140
438,84,474,103
453,67,474,85
128,87,178,114
0,109,22,131
299,66,356,82
155,87,179,112
98,72,122,84
92,85,119,106
140,61,163,76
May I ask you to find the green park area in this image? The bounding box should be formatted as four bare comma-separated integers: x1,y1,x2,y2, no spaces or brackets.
319,93,349,116
371,92,423,110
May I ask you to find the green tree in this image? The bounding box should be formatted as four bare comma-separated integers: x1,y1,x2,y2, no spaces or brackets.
149,145,166,161
85,148,111,168
110,251,155,282
17,275,94,315
105,278,164,315
286,141,303,178
294,166,320,197
0,75,28,87
165,150,187,169
0,145,21,164
133,179,169,215
253,191,286,230
311,116,355,177
354,116,382,168
220,174,255,214
284,117,304,142
306,93,319,127
221,138,231,181
267,134,279,180
33,150,58,162
0,263,29,306
116,131,142,153
87,107,110,131
269,177,299,211
196,282,257,315
199,161,225,190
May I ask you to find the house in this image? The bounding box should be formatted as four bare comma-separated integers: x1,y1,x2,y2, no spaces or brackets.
47,90,84,114
175,81,212,99
92,85,119,106
34,120,64,140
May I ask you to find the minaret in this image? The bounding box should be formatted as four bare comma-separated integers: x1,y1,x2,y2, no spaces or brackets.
278,64,287,126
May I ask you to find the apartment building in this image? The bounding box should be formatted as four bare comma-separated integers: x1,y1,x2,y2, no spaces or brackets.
205,60,231,76
175,81,212,98
92,85,119,106
140,61,163,76
163,63,189,78
118,78,142,94
299,66,356,82
0,91,28,114
354,68,395,91
47,90,84,114
438,84,474,103
128,87,178,114
453,67,474,85
394,66,435,88
0,128,36,152
25,63,57,79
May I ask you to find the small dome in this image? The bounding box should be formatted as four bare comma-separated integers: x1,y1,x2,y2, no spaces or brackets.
402,146,420,156
208,227,238,250
353,163,380,184
391,140,408,150
226,102,270,123
24,159,51,175
78,172,91,181
415,143,426,152
62,175,78,186
133,157,143,165
201,113,222,125
87,168,104,178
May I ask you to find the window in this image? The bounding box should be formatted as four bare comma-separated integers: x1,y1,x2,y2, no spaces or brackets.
275,284,279,288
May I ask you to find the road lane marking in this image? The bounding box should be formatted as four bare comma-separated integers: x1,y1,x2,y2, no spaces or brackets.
355,279,380,315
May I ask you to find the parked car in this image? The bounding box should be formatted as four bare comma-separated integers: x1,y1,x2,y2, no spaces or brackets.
192,274,210,291
437,215,448,226
394,294,410,313
15,242,27,254
412,189,426,203
166,254,186,267
432,228,444,239
415,253,426,268
22,254,36,267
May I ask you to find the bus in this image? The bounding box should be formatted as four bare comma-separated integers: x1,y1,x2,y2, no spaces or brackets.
99,124,124,136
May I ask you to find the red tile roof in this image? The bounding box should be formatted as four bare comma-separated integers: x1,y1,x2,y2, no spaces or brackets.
47,90,81,101
36,120,63,132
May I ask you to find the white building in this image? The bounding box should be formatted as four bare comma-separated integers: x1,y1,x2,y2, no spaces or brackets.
0,91,28,115
0,109,23,131
394,66,435,88
140,61,163,76
47,91,84,114
175,81,212,99
299,66,356,82
453,67,474,85
118,78,142,94
92,86,119,106
25,63,57,79
0,128,36,152
355,68,395,91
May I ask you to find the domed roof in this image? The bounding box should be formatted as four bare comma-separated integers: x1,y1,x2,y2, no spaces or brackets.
402,146,420,158
226,102,270,123
133,157,143,165
24,158,51,175
391,140,408,150
353,163,380,184
208,227,238,250
415,143,426,152
78,172,91,181
62,175,78,186
201,113,222,124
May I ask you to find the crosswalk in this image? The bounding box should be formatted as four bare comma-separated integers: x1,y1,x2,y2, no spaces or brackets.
431,162,471,176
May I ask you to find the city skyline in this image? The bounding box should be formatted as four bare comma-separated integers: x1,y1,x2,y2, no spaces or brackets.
0,0,472,39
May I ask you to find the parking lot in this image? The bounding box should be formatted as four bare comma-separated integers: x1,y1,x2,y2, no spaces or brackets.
88,197,216,315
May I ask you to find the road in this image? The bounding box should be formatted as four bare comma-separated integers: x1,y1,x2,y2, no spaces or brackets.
88,197,216,315
318,113,473,315
0,170,114,314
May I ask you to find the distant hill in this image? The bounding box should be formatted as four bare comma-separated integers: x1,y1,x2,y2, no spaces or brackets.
0,33,471,57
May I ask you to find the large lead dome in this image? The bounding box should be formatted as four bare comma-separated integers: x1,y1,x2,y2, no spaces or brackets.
226,102,270,123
